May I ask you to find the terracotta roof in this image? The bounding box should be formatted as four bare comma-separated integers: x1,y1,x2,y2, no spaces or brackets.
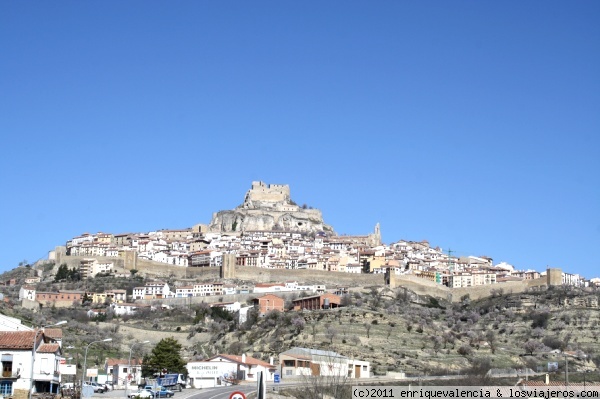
43,328,63,340
38,343,60,353
106,358,143,366
0,331,38,349
255,294,284,301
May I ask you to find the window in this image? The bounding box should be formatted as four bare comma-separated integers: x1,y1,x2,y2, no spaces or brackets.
1,354,13,378
0,381,12,395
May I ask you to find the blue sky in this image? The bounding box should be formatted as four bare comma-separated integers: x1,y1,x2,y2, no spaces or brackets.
1,1,599,278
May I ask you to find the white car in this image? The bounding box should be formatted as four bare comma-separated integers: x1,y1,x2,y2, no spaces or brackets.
128,390,153,399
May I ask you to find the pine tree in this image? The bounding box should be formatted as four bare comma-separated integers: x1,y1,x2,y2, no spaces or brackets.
141,338,186,377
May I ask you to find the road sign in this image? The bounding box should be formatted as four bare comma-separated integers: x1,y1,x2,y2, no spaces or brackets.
81,386,94,398
274,373,280,383
229,392,246,399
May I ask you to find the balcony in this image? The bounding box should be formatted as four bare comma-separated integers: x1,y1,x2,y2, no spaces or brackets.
33,370,60,382
1,370,20,379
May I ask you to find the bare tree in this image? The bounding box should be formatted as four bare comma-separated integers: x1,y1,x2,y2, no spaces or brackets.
325,326,338,344
364,322,372,338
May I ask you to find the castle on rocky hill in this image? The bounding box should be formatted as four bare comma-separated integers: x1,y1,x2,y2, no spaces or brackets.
208,181,334,234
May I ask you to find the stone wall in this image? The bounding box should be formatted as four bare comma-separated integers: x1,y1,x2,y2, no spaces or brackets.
55,255,219,279
248,181,290,203
234,266,382,286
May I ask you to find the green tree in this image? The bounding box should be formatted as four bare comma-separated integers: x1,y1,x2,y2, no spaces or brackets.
141,338,186,377
54,264,70,281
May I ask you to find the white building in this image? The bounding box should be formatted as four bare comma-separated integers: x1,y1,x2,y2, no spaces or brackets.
0,314,33,332
19,286,37,302
186,354,276,389
0,331,63,397
110,303,149,316
279,347,370,379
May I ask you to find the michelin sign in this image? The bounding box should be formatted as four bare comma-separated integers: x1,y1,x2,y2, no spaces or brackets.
186,362,238,388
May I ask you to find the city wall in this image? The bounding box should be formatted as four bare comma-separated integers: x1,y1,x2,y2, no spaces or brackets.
54,257,546,304
55,255,220,280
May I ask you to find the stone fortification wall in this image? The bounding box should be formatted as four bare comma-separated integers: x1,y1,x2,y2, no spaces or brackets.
392,274,452,301
248,181,290,203
56,255,219,279
234,266,381,286
389,274,546,303
134,260,220,279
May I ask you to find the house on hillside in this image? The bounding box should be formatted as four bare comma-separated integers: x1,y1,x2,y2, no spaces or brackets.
292,293,341,311
35,291,85,308
110,303,150,316
19,286,36,301
252,294,285,314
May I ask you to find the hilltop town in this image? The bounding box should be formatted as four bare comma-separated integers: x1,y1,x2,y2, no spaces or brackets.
50,181,595,291
1,182,600,399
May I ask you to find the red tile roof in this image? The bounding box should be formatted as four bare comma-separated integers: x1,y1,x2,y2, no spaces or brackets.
106,358,143,366
38,343,60,353
0,331,38,349
44,328,63,340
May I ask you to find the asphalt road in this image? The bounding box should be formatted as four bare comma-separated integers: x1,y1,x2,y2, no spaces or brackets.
93,385,257,399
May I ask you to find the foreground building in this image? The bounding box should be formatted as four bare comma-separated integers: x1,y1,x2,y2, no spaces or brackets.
186,354,276,388
0,331,63,398
279,347,370,379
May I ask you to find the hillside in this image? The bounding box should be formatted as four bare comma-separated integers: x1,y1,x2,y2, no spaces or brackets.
204,286,600,379
1,265,599,386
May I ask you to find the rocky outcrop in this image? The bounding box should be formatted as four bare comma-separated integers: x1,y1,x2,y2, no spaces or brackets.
208,181,334,234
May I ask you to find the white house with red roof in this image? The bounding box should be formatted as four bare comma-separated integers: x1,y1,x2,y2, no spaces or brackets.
186,354,276,389
19,286,37,301
0,330,63,397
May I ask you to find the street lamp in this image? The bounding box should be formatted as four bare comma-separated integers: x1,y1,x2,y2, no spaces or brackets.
81,339,112,390
125,341,150,399
29,321,67,399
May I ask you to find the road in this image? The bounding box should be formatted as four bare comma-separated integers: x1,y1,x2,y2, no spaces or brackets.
94,385,257,399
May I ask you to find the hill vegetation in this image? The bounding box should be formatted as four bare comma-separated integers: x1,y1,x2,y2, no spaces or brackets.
1,264,599,387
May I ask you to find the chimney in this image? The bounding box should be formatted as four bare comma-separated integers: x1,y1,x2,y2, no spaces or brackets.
242,353,246,363
269,356,274,365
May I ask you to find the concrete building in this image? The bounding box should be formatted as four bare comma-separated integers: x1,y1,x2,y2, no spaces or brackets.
252,294,285,314
186,354,276,388
279,347,370,379
292,293,341,311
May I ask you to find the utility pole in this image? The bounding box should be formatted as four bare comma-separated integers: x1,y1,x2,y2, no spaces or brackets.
565,355,568,386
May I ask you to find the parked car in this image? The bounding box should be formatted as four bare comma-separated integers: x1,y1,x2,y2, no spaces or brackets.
143,386,174,398
83,382,105,393
128,389,153,399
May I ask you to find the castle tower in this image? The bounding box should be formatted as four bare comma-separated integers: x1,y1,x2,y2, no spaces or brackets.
547,268,563,287
221,253,236,279
122,250,138,271
385,268,397,289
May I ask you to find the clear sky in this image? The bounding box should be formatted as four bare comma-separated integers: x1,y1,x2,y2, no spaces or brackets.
1,1,599,278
